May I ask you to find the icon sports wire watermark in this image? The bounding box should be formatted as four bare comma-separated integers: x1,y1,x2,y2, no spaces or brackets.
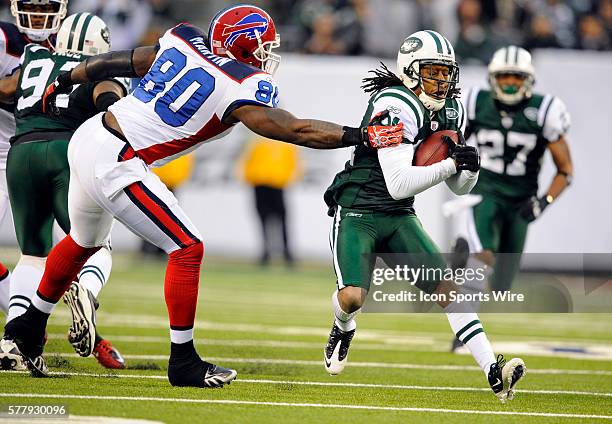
359,253,612,313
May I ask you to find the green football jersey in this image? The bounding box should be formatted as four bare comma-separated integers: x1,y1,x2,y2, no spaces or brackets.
13,44,109,139
324,85,465,215
465,88,570,199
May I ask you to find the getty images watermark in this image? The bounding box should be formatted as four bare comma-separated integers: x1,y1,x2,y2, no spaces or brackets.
360,253,612,313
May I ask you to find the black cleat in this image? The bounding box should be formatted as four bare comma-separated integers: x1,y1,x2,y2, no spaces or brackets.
3,309,49,377
168,342,237,388
450,336,464,353
487,354,526,402
324,322,355,375
450,236,470,271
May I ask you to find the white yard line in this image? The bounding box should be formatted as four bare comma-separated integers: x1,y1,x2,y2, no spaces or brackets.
0,393,610,420
6,371,609,398
48,310,612,345
45,352,612,376
45,334,438,352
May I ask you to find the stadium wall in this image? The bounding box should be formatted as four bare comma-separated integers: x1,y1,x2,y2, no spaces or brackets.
0,50,610,268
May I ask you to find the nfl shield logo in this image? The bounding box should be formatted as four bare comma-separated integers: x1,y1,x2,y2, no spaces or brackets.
431,121,439,131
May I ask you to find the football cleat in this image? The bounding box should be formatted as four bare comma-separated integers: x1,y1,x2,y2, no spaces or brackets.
487,354,526,403
3,311,49,377
63,282,97,357
93,337,126,369
168,355,237,388
450,336,464,353
324,322,355,375
0,338,27,371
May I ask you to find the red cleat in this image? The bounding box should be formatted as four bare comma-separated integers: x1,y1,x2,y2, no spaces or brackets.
93,338,126,369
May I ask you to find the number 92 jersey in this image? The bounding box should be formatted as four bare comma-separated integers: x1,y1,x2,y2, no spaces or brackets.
465,88,570,199
109,23,279,168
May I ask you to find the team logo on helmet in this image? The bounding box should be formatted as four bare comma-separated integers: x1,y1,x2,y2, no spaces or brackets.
222,13,269,47
400,37,423,54
101,27,110,45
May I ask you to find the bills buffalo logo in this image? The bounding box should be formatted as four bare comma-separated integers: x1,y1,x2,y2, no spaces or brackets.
222,13,269,47
400,37,423,54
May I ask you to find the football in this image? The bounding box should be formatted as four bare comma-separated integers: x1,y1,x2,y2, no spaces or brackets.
413,129,458,166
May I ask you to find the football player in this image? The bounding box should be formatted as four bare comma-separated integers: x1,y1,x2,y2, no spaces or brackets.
322,31,525,403
0,0,67,319
450,46,573,352
2,5,404,387
0,13,126,371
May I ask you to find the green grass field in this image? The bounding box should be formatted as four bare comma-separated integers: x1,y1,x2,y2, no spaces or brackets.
1,255,611,423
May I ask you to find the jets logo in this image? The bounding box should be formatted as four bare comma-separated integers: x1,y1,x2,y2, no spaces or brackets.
445,108,459,120
523,107,538,121
400,37,423,54
100,27,110,45
222,13,269,47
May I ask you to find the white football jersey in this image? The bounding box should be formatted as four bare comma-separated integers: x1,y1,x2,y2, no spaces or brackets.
110,23,279,168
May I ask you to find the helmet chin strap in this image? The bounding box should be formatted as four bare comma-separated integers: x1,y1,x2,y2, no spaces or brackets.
418,91,445,112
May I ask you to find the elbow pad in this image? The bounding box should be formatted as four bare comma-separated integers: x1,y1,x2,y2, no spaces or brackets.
85,50,138,81
95,91,121,111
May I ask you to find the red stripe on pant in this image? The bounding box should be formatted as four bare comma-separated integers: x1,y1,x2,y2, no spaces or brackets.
38,235,101,303
165,242,204,329
124,182,196,248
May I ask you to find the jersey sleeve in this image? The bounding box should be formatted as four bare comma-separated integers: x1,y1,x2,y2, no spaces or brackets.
370,92,421,143
456,98,467,134
224,73,279,119
542,97,570,142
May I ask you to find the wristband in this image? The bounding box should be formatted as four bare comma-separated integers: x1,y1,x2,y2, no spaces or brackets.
341,126,367,147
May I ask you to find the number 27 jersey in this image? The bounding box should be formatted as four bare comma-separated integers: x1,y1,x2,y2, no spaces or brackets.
109,23,279,168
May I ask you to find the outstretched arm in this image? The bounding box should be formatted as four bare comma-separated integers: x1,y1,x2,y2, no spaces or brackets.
231,104,404,149
43,46,158,113
0,70,20,103
68,46,158,84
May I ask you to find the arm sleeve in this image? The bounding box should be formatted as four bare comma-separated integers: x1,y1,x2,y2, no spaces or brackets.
542,97,571,142
223,73,280,120
444,169,479,195
378,143,457,200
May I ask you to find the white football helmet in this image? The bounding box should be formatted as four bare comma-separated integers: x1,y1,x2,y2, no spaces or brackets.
11,0,68,42
396,30,459,112
55,13,110,56
488,46,535,105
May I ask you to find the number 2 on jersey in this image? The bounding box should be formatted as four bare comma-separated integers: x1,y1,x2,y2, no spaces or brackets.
133,47,215,127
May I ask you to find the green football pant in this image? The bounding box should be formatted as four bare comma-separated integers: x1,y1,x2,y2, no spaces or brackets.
468,195,529,291
7,139,71,256
329,207,446,293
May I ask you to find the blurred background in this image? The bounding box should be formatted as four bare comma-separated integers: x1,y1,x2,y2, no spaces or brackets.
0,0,611,269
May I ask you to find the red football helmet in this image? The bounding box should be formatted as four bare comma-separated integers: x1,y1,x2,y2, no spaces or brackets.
208,5,280,75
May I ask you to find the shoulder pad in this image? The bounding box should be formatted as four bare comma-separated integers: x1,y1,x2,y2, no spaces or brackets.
0,21,29,58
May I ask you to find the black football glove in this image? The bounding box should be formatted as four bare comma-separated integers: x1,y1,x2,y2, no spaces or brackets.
449,143,480,172
42,71,74,116
518,195,551,223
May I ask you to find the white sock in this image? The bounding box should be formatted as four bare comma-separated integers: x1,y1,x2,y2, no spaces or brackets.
78,245,112,298
445,303,495,375
0,270,10,314
7,255,46,322
332,289,359,332
170,328,193,344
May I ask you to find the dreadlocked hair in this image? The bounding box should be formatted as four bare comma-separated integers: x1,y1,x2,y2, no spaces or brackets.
361,61,462,99
361,62,404,95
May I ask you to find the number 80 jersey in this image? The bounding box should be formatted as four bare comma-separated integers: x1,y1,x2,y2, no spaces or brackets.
109,23,279,168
